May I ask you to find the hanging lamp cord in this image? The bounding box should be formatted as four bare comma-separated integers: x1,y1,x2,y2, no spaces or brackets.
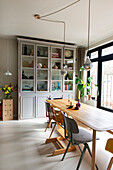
35,0,80,69
40,0,80,19
87,0,90,51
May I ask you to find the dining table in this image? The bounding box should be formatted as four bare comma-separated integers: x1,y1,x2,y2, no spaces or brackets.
46,99,113,170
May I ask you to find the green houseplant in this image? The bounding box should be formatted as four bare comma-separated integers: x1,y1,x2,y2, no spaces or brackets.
75,67,98,99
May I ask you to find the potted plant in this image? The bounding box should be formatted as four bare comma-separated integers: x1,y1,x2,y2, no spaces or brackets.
75,67,98,99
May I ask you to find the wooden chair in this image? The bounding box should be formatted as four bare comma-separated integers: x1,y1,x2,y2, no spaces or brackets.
48,106,64,138
45,102,53,132
105,138,113,170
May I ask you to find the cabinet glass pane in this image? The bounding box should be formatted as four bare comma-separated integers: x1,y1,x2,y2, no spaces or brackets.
65,60,73,70
22,44,34,56
22,80,34,91
22,57,34,68
37,58,48,68
52,48,61,58
65,71,73,80
37,46,48,57
22,69,34,80
64,81,73,91
52,70,61,80
37,70,48,80
65,49,73,59
37,81,47,91
52,60,61,69
51,81,61,91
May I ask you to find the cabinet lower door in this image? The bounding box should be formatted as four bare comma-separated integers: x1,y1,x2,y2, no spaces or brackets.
63,94,74,100
36,97,47,118
21,97,35,119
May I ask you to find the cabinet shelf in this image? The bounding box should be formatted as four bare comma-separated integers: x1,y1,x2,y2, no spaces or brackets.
22,79,34,81
52,69,61,70
22,67,34,70
52,58,62,60
37,56,48,59
22,55,34,58
64,58,73,60
37,80,48,82
64,80,73,81
52,80,61,82
37,68,48,70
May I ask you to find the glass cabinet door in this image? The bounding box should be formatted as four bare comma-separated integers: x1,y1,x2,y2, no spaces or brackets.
37,45,49,91
64,49,74,91
51,47,62,91
21,43,35,92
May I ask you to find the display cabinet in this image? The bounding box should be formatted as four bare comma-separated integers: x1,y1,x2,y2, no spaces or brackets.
18,36,76,119
21,43,35,92
64,48,75,91
37,45,49,91
51,46,62,91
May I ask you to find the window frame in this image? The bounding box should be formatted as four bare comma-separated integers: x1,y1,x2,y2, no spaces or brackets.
88,41,113,113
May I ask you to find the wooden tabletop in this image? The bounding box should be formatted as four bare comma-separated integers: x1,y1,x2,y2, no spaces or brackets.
46,99,113,131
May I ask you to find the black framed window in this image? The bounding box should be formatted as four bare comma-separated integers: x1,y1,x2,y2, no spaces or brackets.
88,42,113,112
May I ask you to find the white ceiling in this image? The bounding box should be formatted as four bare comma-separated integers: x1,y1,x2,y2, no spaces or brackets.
0,0,113,47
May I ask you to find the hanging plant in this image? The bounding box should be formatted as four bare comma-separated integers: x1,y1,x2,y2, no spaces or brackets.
75,67,98,98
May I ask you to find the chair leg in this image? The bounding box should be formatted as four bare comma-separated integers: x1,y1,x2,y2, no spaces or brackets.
61,141,71,161
49,122,56,138
78,144,82,153
76,144,87,170
107,157,113,170
45,119,52,132
86,144,99,170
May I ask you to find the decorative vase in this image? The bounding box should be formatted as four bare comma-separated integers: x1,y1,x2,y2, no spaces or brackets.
5,94,12,99
76,99,81,108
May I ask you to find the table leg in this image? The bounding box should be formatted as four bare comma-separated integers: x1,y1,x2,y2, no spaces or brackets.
92,130,96,170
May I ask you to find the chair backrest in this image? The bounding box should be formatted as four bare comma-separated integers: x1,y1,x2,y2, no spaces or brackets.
105,138,113,154
51,106,64,125
64,116,79,141
45,102,51,117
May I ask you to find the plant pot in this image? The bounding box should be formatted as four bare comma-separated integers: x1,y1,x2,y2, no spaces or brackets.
88,95,91,100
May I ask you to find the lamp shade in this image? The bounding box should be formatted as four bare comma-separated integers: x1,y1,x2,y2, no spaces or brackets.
61,69,67,76
61,64,67,76
83,56,93,71
5,70,12,76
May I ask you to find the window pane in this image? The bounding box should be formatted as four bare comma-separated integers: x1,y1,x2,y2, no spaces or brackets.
101,60,113,109
90,62,98,99
102,46,113,56
91,51,98,59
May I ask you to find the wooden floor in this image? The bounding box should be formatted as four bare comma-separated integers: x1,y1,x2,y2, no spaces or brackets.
0,118,113,170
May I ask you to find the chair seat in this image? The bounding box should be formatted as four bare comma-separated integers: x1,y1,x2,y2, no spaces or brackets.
72,128,93,143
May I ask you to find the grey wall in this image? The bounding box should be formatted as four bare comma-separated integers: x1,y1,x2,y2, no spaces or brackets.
0,38,18,119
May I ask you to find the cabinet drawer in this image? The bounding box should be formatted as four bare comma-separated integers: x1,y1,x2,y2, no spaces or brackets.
2,99,13,121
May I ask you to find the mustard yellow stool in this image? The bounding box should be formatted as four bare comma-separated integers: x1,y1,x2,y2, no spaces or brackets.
105,138,113,170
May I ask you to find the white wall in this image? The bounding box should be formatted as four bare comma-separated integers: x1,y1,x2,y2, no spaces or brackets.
0,38,18,118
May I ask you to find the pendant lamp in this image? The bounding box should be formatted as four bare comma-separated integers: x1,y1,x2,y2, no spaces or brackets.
4,40,12,76
83,0,93,71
